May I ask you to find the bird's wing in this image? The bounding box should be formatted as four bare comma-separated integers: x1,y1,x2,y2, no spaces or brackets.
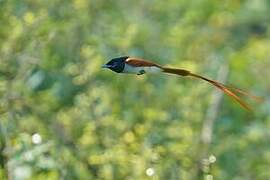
125,57,161,67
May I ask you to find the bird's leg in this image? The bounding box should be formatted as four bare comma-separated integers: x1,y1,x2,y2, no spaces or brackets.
137,69,146,75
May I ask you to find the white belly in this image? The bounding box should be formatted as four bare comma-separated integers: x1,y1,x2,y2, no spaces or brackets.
123,64,162,74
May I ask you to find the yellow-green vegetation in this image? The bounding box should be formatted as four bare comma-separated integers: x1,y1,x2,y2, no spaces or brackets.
0,0,269,179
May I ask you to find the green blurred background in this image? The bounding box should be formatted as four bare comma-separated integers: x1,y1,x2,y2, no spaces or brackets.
0,0,270,179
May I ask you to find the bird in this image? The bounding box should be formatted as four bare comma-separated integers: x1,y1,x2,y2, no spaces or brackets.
102,56,261,111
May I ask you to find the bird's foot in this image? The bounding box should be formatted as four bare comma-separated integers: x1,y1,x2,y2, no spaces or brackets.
137,70,146,75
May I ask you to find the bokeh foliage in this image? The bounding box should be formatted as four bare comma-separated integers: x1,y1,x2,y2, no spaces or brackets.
0,0,270,179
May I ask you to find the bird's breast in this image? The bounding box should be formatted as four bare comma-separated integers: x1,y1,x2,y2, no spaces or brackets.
123,64,162,74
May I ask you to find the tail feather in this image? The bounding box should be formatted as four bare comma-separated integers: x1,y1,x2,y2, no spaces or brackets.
162,67,190,76
189,73,252,111
162,67,255,111
223,85,264,103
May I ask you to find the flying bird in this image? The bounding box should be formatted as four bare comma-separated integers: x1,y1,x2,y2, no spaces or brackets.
102,56,261,111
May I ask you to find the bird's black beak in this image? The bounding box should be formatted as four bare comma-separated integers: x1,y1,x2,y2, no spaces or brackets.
102,64,110,68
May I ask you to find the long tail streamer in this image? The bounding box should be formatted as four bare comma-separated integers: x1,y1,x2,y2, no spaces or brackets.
162,67,260,111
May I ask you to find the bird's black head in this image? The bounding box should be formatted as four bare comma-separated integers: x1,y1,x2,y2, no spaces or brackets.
102,56,128,73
